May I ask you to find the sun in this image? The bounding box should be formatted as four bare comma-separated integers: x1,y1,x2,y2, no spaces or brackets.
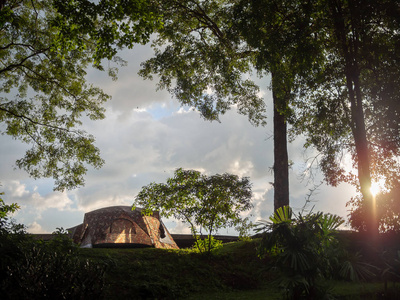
370,181,381,197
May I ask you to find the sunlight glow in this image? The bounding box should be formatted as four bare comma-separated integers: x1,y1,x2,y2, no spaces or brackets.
370,181,381,197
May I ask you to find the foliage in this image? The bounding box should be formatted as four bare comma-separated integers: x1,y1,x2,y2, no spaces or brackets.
1,230,106,300
0,0,160,190
288,0,400,233
139,0,266,126
236,216,255,241
0,192,27,292
51,0,162,66
191,235,223,253
257,206,347,299
4,241,105,300
135,168,253,253
0,192,19,228
381,250,400,295
1,0,105,190
0,195,106,299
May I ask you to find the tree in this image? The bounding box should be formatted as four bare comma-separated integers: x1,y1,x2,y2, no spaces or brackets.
140,0,265,125
140,0,400,229
234,0,324,210
0,0,161,190
134,168,253,252
290,0,400,235
140,0,300,211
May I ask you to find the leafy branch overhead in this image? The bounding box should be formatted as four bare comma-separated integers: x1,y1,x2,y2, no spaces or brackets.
51,0,163,66
0,0,160,190
139,0,267,126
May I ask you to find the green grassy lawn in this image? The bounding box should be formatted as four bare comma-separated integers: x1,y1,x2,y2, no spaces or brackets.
79,239,397,299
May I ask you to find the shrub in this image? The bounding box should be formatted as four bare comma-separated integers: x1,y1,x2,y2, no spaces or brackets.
5,242,105,300
192,235,223,253
0,198,106,300
257,206,344,299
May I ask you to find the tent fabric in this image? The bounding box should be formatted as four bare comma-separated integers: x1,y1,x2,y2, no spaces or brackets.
68,206,179,249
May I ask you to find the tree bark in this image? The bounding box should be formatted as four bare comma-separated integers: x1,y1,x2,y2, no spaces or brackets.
272,84,289,211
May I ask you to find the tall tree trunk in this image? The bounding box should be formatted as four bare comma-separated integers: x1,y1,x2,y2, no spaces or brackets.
328,0,378,236
272,76,289,211
350,75,378,237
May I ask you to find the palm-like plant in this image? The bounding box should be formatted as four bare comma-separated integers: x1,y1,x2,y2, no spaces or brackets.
257,206,344,299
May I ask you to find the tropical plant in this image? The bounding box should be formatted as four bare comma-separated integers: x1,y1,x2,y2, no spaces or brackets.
257,206,345,299
381,250,400,294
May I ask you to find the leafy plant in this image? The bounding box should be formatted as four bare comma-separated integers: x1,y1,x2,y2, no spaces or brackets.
257,206,344,299
381,250,400,293
192,235,223,253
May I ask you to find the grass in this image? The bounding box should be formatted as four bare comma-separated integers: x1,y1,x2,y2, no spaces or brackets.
79,240,271,299
79,239,398,299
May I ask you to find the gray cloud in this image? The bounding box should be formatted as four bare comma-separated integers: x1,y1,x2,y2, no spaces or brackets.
0,46,356,234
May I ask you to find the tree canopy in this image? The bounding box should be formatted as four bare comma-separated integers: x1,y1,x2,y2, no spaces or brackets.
139,0,266,126
0,0,160,190
134,168,253,242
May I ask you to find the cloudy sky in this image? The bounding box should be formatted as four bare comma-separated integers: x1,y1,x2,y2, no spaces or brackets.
1,44,356,235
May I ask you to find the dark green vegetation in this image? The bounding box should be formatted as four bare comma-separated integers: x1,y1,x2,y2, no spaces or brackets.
79,240,269,299
78,234,400,300
2,190,400,300
1,198,104,299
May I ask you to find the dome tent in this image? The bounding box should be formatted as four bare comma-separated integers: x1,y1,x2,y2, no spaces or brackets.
68,206,179,249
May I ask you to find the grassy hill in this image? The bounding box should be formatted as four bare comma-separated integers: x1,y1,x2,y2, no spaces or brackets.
79,240,274,299
78,238,396,300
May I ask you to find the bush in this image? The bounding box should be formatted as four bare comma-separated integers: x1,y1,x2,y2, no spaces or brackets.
192,235,223,253
4,242,105,300
0,197,106,300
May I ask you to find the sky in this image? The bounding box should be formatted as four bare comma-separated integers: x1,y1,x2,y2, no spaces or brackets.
0,44,356,235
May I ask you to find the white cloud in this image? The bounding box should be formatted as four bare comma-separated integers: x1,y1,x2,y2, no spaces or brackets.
167,220,192,235
27,221,47,234
228,160,254,177
9,180,29,198
3,181,73,212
